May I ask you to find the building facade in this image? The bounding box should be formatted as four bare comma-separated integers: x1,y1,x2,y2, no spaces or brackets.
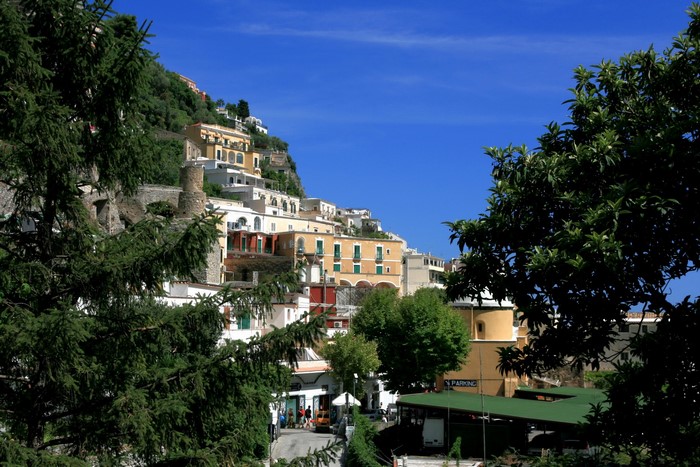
438,297,528,397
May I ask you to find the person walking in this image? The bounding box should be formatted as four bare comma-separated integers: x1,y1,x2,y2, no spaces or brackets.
287,408,295,429
298,406,305,428
304,406,312,429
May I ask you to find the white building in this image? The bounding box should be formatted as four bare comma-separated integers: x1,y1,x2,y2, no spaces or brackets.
402,249,446,296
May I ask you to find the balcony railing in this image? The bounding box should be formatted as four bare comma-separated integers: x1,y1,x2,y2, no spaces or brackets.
353,253,361,260
375,253,383,261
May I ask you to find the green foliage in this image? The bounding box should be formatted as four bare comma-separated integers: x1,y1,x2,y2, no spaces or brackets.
146,200,176,218
319,331,380,398
353,288,471,394
448,436,462,465
445,4,700,463
252,132,289,152
583,371,614,390
142,139,183,186
272,441,342,467
237,99,250,119
202,176,222,197
260,158,304,198
0,1,325,464
346,407,381,467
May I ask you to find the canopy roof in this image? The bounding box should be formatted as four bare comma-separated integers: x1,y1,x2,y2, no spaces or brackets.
398,387,607,426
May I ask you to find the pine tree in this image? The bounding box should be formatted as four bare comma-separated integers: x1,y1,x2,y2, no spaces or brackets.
0,1,329,464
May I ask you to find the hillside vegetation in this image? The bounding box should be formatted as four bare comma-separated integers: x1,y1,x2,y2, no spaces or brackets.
138,61,304,197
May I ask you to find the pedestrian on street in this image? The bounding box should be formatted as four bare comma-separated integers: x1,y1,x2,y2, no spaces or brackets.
304,406,312,428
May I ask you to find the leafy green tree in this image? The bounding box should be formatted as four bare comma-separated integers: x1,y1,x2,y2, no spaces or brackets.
0,1,327,464
445,4,700,463
345,407,381,467
237,99,251,119
353,289,470,394
319,331,380,399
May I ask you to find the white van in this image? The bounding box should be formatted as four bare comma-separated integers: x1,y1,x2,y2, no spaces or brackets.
422,417,444,448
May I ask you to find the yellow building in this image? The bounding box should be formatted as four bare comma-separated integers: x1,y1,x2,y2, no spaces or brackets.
184,122,261,176
276,231,403,290
438,298,528,397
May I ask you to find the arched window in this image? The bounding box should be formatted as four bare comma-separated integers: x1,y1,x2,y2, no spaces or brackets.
229,177,234,184
238,217,247,227
296,238,305,254
476,321,485,340
236,153,244,164
272,198,278,206
254,217,261,231
282,200,288,212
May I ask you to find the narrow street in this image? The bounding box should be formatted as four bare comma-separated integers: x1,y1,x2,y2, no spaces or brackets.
272,427,344,466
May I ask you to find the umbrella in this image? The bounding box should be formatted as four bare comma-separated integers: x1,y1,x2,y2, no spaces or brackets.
332,392,360,406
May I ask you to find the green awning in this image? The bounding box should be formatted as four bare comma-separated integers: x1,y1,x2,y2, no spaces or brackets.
397,387,607,425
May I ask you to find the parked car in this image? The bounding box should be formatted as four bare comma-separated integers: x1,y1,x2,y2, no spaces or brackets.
527,433,561,456
315,410,331,432
386,403,398,421
562,439,599,457
361,408,388,422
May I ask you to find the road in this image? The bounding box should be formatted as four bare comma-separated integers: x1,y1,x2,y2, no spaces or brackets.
272,427,345,466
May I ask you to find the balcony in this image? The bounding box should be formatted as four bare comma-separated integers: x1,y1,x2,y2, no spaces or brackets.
334,251,341,259
353,253,361,261
375,253,384,261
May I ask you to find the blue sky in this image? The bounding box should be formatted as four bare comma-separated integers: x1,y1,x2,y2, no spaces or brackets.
119,0,698,302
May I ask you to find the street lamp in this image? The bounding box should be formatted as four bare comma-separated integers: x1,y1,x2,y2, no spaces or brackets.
353,373,358,411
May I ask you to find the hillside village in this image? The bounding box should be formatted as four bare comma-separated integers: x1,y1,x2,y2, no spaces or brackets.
74,73,653,430
96,73,481,416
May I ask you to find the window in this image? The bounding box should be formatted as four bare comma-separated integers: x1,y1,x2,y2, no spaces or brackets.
283,200,288,212
288,224,293,231
229,177,234,184
270,222,276,232
257,237,262,253
476,321,485,339
619,324,630,333
333,262,341,272
316,239,324,255
254,157,259,168
334,244,341,258
238,314,251,330
236,153,244,164
272,198,278,206
376,265,383,274
353,245,361,259
216,149,222,160
376,246,383,260
386,249,391,255
241,235,247,252
353,264,361,274
254,217,261,231
386,267,390,273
